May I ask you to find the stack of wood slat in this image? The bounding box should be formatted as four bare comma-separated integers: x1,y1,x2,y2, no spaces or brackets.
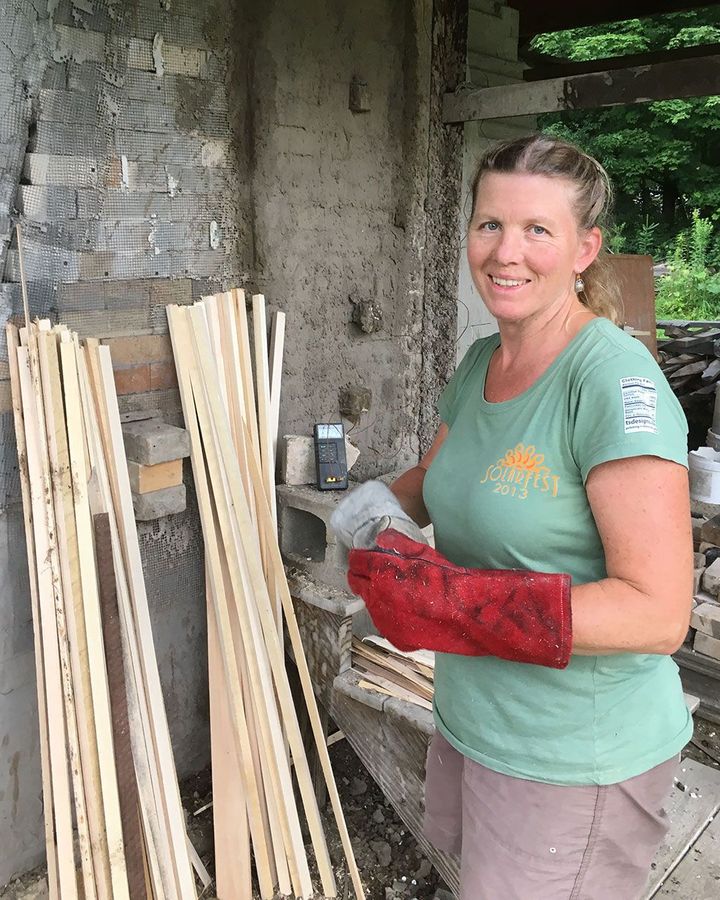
7,316,204,898
352,636,435,712
166,291,365,900
658,322,720,408
657,322,720,447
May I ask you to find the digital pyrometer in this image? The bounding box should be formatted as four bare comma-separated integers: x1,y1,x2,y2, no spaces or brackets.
313,423,348,491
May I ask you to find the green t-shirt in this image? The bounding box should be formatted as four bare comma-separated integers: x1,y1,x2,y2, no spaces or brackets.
423,318,692,785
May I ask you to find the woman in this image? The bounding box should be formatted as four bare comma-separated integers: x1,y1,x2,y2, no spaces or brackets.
332,134,693,899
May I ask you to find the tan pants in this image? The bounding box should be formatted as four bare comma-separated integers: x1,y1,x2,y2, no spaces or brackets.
423,731,676,900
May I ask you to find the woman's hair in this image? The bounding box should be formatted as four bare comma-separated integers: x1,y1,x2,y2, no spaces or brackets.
469,133,623,324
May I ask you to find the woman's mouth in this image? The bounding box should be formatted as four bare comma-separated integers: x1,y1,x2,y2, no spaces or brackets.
489,275,530,288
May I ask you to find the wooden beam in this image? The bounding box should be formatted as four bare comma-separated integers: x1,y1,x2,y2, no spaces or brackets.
507,1,702,42
443,53,720,123
524,42,720,82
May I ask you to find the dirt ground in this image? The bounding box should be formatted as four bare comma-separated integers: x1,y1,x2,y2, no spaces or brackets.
4,718,720,900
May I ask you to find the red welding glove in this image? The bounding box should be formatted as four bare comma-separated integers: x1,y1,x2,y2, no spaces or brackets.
348,529,572,668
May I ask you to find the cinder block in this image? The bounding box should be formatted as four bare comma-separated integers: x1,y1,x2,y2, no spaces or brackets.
280,434,360,485
276,483,349,592
694,631,720,661
132,484,186,521
122,419,190,465
691,602,720,640
702,558,720,597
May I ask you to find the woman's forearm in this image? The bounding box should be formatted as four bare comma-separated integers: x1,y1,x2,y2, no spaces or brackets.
570,577,691,656
390,465,431,528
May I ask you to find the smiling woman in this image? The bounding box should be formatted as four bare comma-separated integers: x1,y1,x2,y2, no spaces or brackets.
333,134,693,900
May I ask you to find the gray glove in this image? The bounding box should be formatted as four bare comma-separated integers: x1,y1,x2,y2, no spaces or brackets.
330,480,427,550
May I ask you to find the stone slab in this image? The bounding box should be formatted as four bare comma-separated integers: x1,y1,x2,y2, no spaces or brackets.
701,514,720,547
694,632,720,662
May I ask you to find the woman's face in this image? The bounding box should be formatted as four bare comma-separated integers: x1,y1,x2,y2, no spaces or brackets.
467,172,602,328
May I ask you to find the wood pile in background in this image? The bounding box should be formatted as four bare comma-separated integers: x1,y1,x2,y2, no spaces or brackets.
166,291,364,900
6,320,203,900
352,636,435,712
657,321,720,446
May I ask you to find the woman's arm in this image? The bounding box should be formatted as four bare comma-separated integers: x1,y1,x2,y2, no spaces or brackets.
571,455,693,655
390,424,448,528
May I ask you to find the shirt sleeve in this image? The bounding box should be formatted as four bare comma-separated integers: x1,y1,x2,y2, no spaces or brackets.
570,348,688,482
438,338,491,427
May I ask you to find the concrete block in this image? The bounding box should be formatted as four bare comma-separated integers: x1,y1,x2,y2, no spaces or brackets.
702,558,720,596
694,551,706,568
691,498,720,520
691,602,720,640
276,483,349,592
692,515,707,545
701,513,720,546
702,559,720,597
132,484,186,521
23,153,99,188
122,419,190,465
18,185,78,221
694,567,705,595
280,434,360,485
694,631,720,661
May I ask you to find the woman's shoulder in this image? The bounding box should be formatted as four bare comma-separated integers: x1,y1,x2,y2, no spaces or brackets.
573,318,662,378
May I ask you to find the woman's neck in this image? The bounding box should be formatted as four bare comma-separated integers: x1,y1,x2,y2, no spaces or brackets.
495,298,596,370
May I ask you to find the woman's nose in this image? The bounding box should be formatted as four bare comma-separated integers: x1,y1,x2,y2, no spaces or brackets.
492,230,521,265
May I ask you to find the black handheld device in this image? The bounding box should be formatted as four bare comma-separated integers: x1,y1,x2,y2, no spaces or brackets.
313,423,348,490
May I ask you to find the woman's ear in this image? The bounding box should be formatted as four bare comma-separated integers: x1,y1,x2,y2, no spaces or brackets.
576,226,603,273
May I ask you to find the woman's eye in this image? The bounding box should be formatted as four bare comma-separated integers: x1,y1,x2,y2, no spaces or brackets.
480,221,499,232
530,225,546,235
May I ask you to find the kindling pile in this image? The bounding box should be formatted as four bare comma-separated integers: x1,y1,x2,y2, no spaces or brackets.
352,636,434,711
166,291,364,900
7,320,202,899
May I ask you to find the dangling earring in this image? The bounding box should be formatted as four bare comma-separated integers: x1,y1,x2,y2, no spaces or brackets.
574,273,585,294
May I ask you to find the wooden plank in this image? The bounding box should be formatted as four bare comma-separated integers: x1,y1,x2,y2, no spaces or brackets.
239,419,365,900
607,255,657,358
186,304,320,897
199,295,281,892
37,331,111,900
443,54,720,124
89,343,198,900
16,342,79,900
645,758,720,897
76,342,174,900
127,458,183,494
654,810,720,898
5,325,60,900
167,305,276,900
268,310,285,468
94,512,150,900
31,328,97,899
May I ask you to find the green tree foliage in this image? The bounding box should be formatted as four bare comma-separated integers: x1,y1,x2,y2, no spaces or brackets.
533,9,720,265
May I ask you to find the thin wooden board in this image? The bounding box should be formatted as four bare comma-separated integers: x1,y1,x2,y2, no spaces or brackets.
654,810,720,898
645,758,720,897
